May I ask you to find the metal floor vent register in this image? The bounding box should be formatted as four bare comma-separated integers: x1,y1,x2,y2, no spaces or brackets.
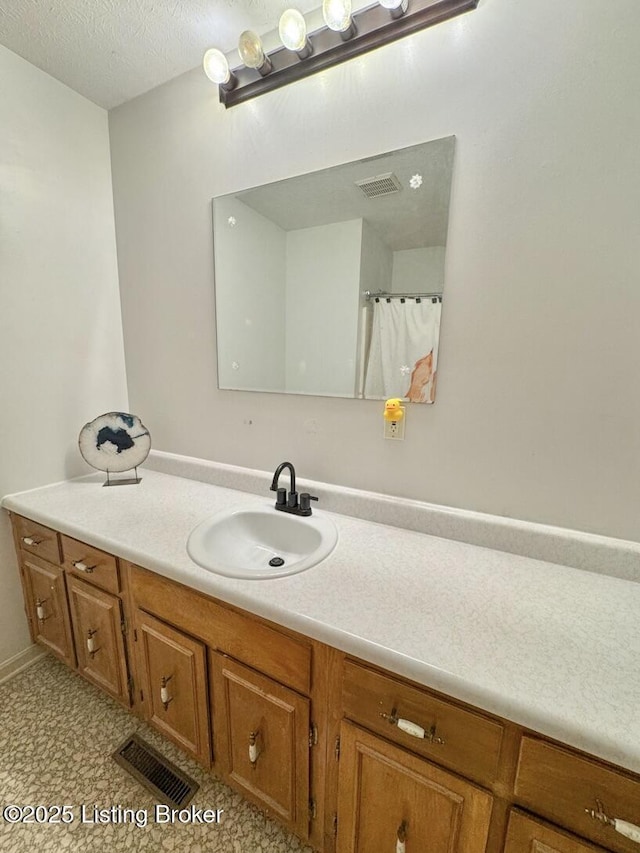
113,734,199,808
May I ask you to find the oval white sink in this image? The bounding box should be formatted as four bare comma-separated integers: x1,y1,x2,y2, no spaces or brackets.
187,503,338,580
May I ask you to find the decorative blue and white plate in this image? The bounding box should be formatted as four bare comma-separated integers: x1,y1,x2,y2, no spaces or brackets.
78,412,151,474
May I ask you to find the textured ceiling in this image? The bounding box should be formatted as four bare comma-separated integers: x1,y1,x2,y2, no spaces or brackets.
0,0,319,109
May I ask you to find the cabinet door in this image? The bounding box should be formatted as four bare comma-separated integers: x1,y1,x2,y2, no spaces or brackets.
67,576,129,705
136,610,210,766
505,810,609,853
210,652,311,840
22,555,75,668
336,721,493,853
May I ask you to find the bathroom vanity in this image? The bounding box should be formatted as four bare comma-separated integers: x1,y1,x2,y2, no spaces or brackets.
4,463,640,853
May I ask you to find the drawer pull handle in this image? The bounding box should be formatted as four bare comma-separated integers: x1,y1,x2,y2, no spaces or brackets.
616,822,640,844
160,675,173,710
22,537,42,546
86,628,100,657
380,709,445,745
397,820,408,853
586,800,640,844
249,731,261,766
73,560,96,574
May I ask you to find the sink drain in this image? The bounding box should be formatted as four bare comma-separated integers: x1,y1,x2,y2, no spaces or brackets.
269,556,285,567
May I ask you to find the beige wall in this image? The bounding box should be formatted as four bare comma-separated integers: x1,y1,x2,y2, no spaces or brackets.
109,0,640,541
0,45,128,665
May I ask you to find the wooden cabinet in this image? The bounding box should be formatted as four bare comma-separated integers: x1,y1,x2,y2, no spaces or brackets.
128,560,318,840
21,553,75,668
135,609,210,766
210,652,311,839
67,575,129,705
9,513,640,853
336,721,493,853
505,811,609,853
127,563,316,840
10,514,131,711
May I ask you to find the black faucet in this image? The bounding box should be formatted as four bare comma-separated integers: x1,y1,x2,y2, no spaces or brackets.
270,461,319,516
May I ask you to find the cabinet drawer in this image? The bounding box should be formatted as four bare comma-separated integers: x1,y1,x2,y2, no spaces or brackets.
505,810,609,853
62,535,119,594
515,737,640,853
342,659,504,786
15,516,61,565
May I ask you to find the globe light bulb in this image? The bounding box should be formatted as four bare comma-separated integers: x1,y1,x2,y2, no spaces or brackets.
379,0,408,16
238,30,266,69
279,9,307,52
203,48,231,85
322,0,352,31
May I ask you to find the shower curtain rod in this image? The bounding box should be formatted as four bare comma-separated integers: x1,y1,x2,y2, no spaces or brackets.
363,290,442,301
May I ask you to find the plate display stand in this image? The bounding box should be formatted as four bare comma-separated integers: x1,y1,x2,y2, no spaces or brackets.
79,412,151,487
104,467,142,487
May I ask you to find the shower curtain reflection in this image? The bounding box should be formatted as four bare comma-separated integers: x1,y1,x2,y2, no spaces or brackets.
363,297,442,403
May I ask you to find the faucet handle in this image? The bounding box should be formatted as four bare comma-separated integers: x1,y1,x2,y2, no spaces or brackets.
299,493,319,512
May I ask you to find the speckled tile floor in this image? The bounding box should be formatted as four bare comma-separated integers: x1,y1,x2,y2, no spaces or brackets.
0,655,314,852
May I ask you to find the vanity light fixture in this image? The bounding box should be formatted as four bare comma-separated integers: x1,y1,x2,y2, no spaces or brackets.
204,0,478,108
279,9,313,59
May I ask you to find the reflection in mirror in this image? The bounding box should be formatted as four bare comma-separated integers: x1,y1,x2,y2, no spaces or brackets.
213,135,455,404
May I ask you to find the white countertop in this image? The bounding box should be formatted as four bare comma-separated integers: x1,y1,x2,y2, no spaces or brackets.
3,468,639,775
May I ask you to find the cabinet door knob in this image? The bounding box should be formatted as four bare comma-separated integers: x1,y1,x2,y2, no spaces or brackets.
86,628,99,656
249,730,261,766
160,675,173,710
586,800,640,844
22,537,41,546
73,560,96,574
35,598,48,622
396,820,408,853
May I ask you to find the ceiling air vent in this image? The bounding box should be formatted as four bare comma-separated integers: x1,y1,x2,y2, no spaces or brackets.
355,172,402,199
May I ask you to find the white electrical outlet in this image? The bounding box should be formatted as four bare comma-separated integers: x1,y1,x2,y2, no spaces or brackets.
384,418,405,440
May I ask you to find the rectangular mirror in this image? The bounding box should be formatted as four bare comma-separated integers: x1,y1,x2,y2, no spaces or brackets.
213,135,455,404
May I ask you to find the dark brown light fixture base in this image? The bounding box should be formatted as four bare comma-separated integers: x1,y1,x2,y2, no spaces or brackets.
220,0,478,108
